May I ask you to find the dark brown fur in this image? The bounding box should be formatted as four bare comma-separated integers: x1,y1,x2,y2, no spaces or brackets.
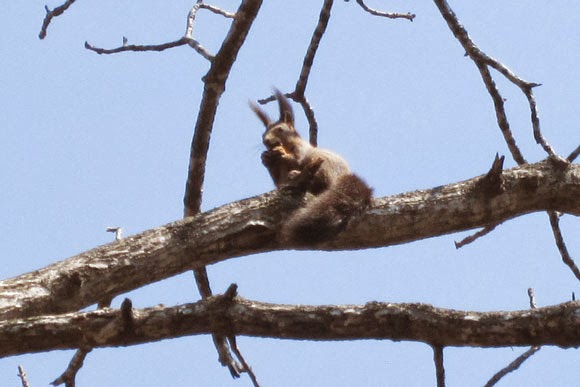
250,90,372,245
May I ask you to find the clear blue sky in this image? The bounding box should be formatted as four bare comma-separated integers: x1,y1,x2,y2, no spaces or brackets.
1,1,579,385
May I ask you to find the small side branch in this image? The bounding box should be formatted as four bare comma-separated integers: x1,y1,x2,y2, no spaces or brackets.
18,365,30,387
432,345,445,387
84,2,238,60
355,0,415,21
454,223,497,248
255,0,333,146
455,154,504,248
228,335,260,387
51,297,113,386
433,0,539,165
484,346,541,387
567,145,580,163
294,0,334,98
51,347,92,386
485,288,541,386
84,37,213,60
548,211,580,281
39,0,77,40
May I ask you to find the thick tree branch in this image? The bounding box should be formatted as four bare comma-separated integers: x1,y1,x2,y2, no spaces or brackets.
2,295,580,358
179,0,263,378
0,159,578,320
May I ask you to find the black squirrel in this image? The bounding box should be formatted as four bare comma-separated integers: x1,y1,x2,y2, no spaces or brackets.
250,90,372,245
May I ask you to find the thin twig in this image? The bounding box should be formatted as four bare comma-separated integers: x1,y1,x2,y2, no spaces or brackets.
295,0,333,98
454,223,498,248
433,0,531,165
39,0,77,39
299,97,319,146
567,145,580,162
484,346,541,387
432,345,445,387
355,0,415,21
51,294,112,387
106,227,123,241
484,288,540,386
290,0,335,145
528,287,537,309
51,348,93,386
84,37,213,60
18,365,30,387
548,211,580,281
229,335,260,387
84,2,235,60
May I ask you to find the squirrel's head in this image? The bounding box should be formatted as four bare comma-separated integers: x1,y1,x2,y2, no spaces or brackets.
250,89,300,149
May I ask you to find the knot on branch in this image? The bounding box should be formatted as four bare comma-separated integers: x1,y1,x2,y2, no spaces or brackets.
474,154,505,198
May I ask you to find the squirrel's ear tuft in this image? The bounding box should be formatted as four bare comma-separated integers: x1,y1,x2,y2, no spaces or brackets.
249,100,271,127
274,88,294,125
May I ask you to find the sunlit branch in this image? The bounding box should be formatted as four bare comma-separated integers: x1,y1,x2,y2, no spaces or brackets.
355,0,415,21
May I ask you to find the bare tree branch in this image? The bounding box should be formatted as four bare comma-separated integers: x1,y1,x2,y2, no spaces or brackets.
485,288,541,386
433,345,445,387
484,346,541,387
180,0,263,379
2,296,580,358
183,0,262,215
51,347,92,386
528,287,537,309
568,145,580,163
292,0,334,144
83,2,239,60
455,154,504,247
39,0,77,40
84,37,205,56
355,0,415,21
228,335,260,387
433,0,531,165
294,0,333,99
17,365,30,387
548,211,580,281
454,223,498,249
0,159,578,321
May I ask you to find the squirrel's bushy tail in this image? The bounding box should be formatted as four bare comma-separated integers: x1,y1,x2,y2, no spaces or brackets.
282,174,372,245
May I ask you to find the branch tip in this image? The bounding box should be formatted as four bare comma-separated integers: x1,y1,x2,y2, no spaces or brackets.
224,283,239,300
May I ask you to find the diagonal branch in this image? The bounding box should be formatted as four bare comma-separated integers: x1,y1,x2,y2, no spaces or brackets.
292,0,334,145
355,0,415,21
39,0,77,40
183,0,263,215
485,289,541,386
433,0,539,165
2,296,580,358
0,159,578,321
548,211,580,281
484,346,541,387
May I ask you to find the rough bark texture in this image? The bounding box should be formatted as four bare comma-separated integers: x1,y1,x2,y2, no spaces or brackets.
1,294,579,358
0,159,578,321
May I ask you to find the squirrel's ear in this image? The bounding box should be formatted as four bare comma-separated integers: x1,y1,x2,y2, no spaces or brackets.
274,88,294,125
249,101,271,128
